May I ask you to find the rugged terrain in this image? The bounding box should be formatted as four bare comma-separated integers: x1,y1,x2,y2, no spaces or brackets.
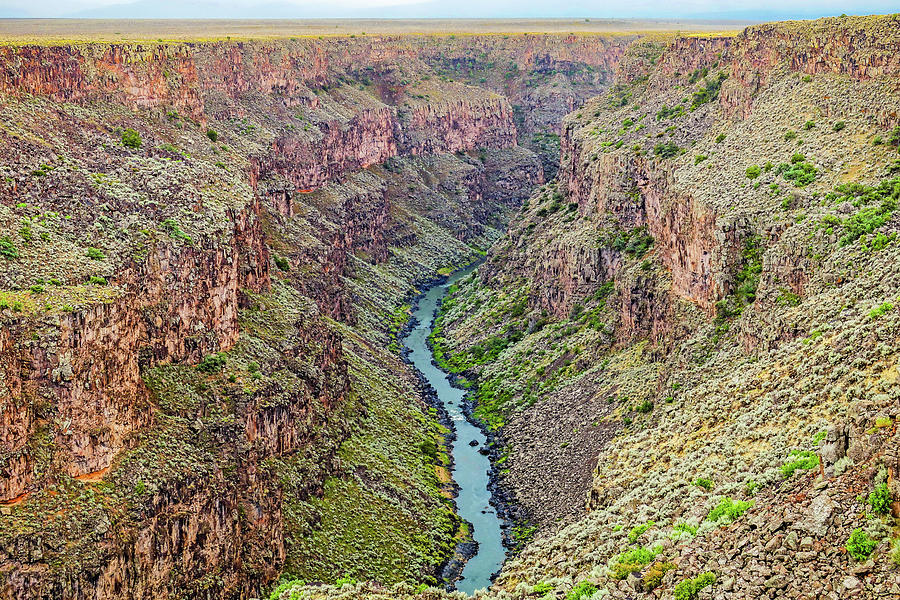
0,29,633,599
424,13,900,600
3,13,900,600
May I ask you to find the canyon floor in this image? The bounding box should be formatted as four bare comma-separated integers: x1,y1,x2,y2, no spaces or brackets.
1,13,900,600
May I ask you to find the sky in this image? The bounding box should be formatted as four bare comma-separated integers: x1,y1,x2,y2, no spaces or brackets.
0,0,897,20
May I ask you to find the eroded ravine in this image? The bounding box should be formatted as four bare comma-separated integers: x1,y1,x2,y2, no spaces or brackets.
402,265,504,595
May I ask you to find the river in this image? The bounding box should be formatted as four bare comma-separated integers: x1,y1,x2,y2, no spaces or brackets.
401,265,505,595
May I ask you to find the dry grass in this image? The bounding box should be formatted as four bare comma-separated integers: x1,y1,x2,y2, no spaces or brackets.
0,18,751,45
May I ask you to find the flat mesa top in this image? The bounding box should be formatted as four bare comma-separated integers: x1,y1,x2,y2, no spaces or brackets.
0,18,752,43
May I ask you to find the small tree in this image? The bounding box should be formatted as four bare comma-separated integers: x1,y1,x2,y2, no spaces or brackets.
121,128,142,149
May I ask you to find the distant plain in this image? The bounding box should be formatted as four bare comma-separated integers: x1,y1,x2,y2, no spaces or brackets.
0,18,755,43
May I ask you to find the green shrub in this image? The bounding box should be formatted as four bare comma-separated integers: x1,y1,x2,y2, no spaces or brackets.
635,400,654,413
693,477,713,490
565,581,597,600
674,572,716,600
886,126,900,146
745,480,760,496
715,133,726,143
654,141,680,159
197,353,227,373
0,236,18,260
628,521,655,543
706,497,752,523
86,247,105,260
690,72,727,109
31,164,51,177
206,128,218,142
687,66,709,84
694,154,707,164
160,218,193,244
419,438,438,461
745,165,761,179
268,580,305,600
532,582,554,595
833,176,899,245
273,255,291,271
868,483,892,514
29,284,44,294
625,234,654,257
781,450,819,477
673,522,698,537
868,302,894,319
802,120,815,130
846,529,877,561
643,561,676,591
776,155,817,187
833,120,846,131
604,226,654,258
657,104,685,120
784,130,797,141
775,289,801,306
863,231,896,251
88,276,108,285
121,128,142,149
610,546,658,579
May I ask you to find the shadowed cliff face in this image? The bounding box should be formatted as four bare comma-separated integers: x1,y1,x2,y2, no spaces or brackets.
0,32,619,600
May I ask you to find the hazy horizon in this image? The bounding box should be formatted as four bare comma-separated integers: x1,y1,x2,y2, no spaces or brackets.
0,0,897,21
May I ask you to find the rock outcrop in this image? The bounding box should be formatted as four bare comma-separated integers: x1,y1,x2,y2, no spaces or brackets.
0,30,567,600
433,14,900,600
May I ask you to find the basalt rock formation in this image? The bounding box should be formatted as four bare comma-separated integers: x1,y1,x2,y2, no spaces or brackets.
426,13,900,600
0,31,626,600
4,14,900,600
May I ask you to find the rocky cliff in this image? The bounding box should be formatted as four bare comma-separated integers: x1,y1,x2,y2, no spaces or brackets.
6,15,900,600
428,14,900,600
0,30,616,600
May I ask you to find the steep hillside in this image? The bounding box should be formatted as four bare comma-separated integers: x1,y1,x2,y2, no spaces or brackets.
425,14,900,600
0,33,621,599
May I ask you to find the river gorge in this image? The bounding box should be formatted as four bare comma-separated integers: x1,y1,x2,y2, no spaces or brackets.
2,14,900,600
402,264,504,594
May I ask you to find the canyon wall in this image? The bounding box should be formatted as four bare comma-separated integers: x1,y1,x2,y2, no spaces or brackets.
0,30,601,600
0,200,269,502
721,16,900,123
432,14,900,600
